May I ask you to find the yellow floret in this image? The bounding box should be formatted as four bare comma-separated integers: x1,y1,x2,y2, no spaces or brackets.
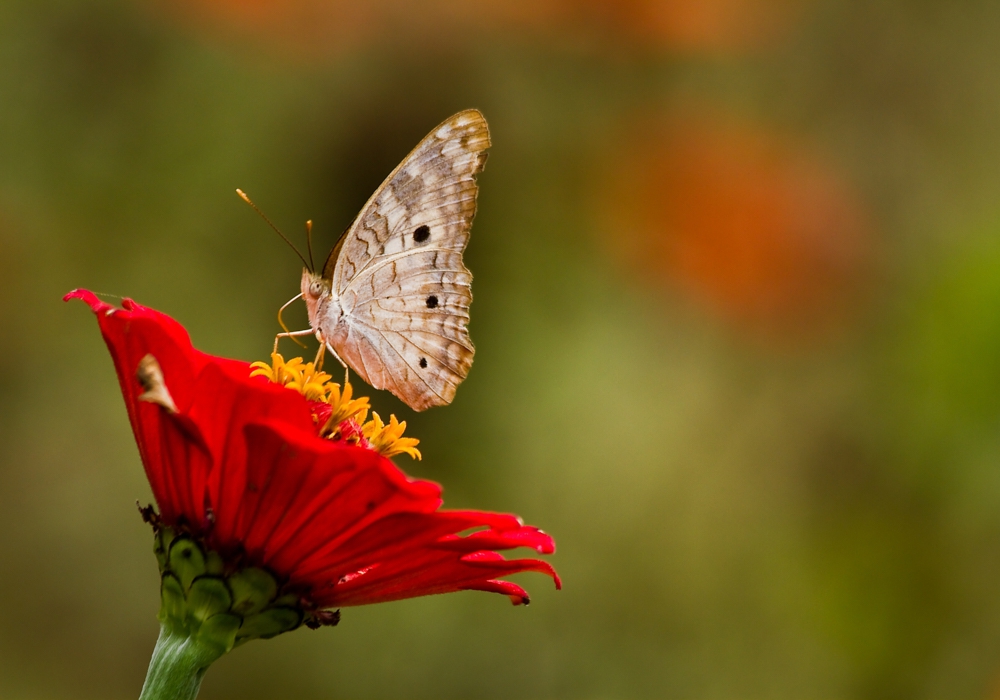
322,381,371,435
250,353,304,387
286,362,334,402
362,412,422,461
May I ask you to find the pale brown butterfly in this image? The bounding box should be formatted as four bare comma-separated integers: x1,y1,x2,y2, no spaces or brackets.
244,109,490,412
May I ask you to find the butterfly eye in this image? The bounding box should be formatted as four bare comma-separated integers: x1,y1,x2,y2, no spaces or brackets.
309,280,324,297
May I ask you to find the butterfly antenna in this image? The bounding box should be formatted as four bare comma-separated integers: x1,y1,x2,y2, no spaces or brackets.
305,220,316,272
277,293,308,349
236,189,311,270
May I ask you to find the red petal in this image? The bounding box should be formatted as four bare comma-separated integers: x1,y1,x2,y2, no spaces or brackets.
461,579,531,605
435,526,556,554
229,421,440,572
66,291,316,526
314,547,561,607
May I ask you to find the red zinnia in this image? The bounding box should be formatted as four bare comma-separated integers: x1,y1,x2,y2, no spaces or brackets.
66,289,559,621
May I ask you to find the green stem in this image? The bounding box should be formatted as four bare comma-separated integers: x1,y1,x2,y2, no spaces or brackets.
138,623,225,700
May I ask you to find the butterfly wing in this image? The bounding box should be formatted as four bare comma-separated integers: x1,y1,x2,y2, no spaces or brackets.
326,109,490,411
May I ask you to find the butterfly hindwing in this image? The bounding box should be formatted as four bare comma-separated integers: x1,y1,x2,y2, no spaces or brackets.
328,109,489,410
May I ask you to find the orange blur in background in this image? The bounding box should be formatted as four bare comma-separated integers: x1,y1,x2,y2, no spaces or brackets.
158,0,805,55
600,112,872,338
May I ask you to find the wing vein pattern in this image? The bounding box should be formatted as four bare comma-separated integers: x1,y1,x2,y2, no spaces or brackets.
326,109,490,411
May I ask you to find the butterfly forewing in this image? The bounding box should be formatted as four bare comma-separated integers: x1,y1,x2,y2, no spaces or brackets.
327,109,490,410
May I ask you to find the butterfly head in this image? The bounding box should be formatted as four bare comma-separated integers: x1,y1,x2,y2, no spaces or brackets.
301,268,332,330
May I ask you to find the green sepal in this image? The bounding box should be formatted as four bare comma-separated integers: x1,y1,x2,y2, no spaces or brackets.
187,576,232,623
160,573,187,624
156,528,177,570
169,536,206,591
145,527,322,700
273,592,300,607
194,613,242,656
237,606,303,643
154,527,311,659
154,533,168,571
228,567,278,616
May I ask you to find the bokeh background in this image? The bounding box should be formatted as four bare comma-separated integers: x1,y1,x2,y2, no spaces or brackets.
3,0,1000,698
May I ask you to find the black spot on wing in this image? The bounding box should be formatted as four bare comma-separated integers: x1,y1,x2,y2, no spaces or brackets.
413,225,430,243
426,295,438,308
419,357,428,368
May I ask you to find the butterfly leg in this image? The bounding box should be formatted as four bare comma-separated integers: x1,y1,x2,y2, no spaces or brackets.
325,341,350,384
313,341,326,369
273,329,314,355
320,343,351,386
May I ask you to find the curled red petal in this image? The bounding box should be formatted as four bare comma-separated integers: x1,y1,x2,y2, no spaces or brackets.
436,526,556,554
460,550,562,589
314,546,561,607
461,579,531,606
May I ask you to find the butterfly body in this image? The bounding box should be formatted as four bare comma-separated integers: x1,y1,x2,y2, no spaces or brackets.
301,109,490,411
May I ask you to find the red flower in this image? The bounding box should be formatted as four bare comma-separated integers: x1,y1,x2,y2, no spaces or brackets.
65,289,559,613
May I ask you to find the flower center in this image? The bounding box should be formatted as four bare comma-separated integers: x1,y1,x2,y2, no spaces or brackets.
250,353,421,460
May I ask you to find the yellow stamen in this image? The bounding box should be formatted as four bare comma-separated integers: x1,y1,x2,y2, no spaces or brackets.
322,381,370,433
362,412,422,460
251,352,335,402
286,361,333,402
250,353,304,387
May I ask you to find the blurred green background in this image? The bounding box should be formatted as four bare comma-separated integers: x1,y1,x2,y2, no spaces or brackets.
3,0,1000,698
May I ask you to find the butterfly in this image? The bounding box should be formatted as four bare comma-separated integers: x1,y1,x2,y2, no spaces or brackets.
284,109,490,411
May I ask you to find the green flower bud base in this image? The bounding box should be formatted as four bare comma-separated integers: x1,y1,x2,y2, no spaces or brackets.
138,527,308,700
